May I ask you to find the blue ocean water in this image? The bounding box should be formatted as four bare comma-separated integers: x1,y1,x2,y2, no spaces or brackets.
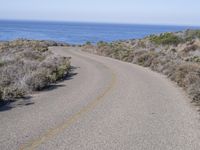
0,20,199,44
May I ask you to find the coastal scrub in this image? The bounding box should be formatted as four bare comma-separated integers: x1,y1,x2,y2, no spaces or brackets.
0,40,70,101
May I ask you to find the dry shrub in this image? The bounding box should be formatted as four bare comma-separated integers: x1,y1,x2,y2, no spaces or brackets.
24,69,49,91
169,63,199,87
0,40,70,101
188,81,200,103
2,86,26,100
133,51,158,67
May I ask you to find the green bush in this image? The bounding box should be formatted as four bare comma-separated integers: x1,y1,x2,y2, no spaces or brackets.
0,60,5,67
186,56,200,63
97,41,108,47
149,33,182,45
2,86,26,100
49,62,70,82
85,41,92,45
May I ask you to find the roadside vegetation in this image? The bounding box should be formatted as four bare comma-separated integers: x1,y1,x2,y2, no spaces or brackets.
82,30,200,105
149,33,182,45
0,40,71,101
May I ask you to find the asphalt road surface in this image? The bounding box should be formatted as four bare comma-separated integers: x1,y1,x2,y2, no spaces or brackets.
0,47,200,150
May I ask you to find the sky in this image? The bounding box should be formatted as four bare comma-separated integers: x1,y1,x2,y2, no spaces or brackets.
0,0,200,26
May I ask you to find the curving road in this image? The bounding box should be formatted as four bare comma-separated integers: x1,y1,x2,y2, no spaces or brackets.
0,47,200,150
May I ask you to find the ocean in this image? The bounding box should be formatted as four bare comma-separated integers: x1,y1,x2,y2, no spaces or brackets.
0,20,199,44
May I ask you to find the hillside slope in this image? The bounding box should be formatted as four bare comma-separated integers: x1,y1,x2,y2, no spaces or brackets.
83,30,200,105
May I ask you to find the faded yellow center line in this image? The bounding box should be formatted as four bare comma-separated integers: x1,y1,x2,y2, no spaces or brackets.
19,67,117,150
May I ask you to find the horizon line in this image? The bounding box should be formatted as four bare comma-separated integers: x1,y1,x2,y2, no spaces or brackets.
0,18,200,28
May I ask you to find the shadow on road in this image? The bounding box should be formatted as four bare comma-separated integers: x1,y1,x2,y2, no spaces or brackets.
0,66,78,112
0,96,33,112
65,66,79,80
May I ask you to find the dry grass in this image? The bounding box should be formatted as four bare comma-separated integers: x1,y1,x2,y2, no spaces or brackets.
0,40,70,101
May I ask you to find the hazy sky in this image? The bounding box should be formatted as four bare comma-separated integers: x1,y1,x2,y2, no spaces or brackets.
0,0,200,26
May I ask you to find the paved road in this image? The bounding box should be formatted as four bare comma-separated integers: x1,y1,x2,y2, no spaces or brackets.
0,47,200,150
